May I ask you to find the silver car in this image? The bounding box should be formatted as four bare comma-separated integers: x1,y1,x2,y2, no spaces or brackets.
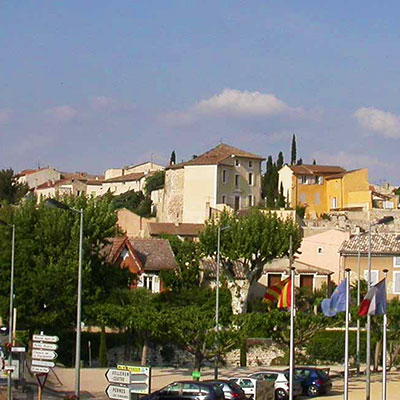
248,371,302,400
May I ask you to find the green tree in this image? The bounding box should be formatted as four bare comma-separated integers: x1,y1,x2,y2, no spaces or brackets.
0,195,129,337
277,182,286,208
291,134,297,165
111,190,152,217
170,150,176,165
199,209,301,314
158,235,201,290
144,171,165,195
277,152,284,170
99,326,108,367
0,169,28,204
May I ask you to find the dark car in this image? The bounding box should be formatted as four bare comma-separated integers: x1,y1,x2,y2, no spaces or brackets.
204,379,247,400
285,367,332,397
141,381,225,400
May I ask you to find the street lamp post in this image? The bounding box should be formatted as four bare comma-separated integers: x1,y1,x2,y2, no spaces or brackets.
366,216,393,400
44,199,83,399
214,224,230,380
0,220,15,400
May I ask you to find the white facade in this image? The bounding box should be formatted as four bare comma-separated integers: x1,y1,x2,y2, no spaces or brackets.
278,165,293,205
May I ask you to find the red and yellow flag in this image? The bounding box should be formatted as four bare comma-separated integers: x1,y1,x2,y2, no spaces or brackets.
263,277,291,309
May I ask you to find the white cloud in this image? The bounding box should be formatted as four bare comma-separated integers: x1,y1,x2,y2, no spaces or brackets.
45,105,77,122
89,96,135,112
161,89,306,125
354,107,400,139
195,89,297,116
0,108,13,124
312,150,395,170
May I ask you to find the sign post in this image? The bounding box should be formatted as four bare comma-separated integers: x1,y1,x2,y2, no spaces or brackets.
31,333,59,400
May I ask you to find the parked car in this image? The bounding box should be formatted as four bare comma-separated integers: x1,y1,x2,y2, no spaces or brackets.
204,379,247,400
228,377,257,399
285,367,332,397
141,381,225,400
248,371,302,400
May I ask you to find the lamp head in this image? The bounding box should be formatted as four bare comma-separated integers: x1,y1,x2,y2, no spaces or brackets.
44,198,71,211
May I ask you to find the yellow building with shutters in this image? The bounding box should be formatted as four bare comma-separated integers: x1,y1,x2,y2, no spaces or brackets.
279,164,372,218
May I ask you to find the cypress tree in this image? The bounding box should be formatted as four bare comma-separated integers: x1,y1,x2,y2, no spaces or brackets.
278,182,286,208
170,150,176,165
313,159,316,165
277,151,284,170
291,135,297,165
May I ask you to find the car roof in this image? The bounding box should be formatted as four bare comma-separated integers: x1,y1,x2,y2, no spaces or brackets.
251,370,284,374
170,381,216,386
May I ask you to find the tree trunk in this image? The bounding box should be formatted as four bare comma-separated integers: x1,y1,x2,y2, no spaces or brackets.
141,339,150,366
389,343,400,370
374,339,382,371
227,280,250,314
194,352,204,372
124,329,132,362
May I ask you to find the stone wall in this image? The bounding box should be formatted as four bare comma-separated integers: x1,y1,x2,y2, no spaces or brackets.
157,168,185,223
107,342,283,369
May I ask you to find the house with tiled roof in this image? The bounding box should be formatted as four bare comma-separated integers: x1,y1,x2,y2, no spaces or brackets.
157,143,265,224
104,236,177,293
17,167,61,189
279,164,372,218
35,177,87,201
340,232,400,299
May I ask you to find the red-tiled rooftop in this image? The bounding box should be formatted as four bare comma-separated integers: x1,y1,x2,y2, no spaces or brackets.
104,172,145,183
340,233,400,255
288,164,346,175
168,143,265,169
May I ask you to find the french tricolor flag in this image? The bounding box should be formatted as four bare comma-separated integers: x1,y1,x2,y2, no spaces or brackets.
358,278,387,317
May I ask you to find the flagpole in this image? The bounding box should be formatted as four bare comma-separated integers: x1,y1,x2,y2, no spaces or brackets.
382,269,388,400
366,220,371,400
289,235,295,400
344,268,350,400
356,232,361,376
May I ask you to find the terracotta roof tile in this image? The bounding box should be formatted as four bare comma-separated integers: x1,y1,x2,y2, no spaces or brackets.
103,237,177,271
289,164,346,175
168,143,264,169
340,233,400,255
104,172,145,183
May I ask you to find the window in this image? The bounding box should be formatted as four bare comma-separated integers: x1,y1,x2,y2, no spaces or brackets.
222,195,226,204
317,247,323,254
394,271,400,294
316,176,324,185
235,174,240,188
248,160,253,168
300,275,313,291
394,257,400,267
234,196,240,211
300,176,307,184
248,195,253,207
314,192,320,205
248,172,253,186
143,275,153,291
300,193,306,203
364,270,379,286
331,197,337,209
235,159,240,167
268,273,282,287
164,383,181,394
222,169,227,184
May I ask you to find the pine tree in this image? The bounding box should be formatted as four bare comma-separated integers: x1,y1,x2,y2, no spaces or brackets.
170,150,176,165
291,135,297,165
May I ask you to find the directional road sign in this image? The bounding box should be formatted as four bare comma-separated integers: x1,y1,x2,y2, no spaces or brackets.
105,369,130,385
32,360,55,368
32,350,57,360
117,365,151,395
33,342,58,351
32,334,59,343
106,385,131,400
31,366,50,374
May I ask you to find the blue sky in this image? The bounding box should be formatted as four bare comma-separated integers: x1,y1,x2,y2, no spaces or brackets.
1,1,400,184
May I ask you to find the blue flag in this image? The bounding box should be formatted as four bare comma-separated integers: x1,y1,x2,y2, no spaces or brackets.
321,278,347,317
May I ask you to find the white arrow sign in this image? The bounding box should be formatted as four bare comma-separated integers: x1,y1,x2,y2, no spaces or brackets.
31,366,50,374
32,334,59,343
32,350,57,360
32,360,55,368
106,385,130,400
106,369,130,385
33,342,58,351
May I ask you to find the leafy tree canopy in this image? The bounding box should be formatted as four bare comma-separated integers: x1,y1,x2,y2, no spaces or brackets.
144,171,165,195
111,190,152,217
0,169,28,204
